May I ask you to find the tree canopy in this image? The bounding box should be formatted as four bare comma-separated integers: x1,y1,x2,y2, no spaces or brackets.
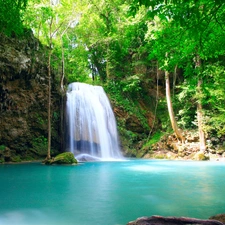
2,0,225,152
0,0,28,36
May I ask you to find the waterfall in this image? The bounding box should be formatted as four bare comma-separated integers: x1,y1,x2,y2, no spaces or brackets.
66,82,123,161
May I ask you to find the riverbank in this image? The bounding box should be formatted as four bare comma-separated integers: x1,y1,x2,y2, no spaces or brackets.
139,131,225,162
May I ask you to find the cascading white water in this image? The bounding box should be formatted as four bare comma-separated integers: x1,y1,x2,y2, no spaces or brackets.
66,82,123,161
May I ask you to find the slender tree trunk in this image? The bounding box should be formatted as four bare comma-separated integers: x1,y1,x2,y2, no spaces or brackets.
106,42,110,80
59,21,75,152
195,55,206,151
47,51,52,159
47,18,53,160
60,37,65,91
173,65,177,97
165,70,185,143
197,83,206,151
60,37,65,152
60,95,65,152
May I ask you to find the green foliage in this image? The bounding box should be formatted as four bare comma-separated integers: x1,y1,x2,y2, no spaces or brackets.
121,75,142,94
201,63,225,137
175,81,197,129
105,80,149,131
0,145,6,151
118,124,139,144
73,0,149,83
53,111,59,121
156,99,171,131
0,0,28,36
24,0,91,83
144,131,163,149
11,155,22,162
32,136,48,156
204,114,225,137
10,0,225,153
36,113,46,125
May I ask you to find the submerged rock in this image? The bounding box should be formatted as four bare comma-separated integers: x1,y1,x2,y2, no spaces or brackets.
127,215,224,225
44,152,77,165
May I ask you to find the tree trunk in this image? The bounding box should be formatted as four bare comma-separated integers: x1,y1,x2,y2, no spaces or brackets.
60,39,65,152
106,44,110,80
165,70,185,143
60,95,65,152
59,22,73,152
196,79,206,151
197,95,206,151
195,55,206,152
60,37,65,91
47,18,53,160
47,51,52,159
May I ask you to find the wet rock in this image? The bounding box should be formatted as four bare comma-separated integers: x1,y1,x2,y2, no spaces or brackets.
210,214,225,223
127,215,224,225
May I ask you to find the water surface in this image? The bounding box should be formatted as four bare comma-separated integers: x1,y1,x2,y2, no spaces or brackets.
0,159,225,225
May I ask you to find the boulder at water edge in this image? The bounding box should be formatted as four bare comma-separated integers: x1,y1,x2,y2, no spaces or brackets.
44,152,77,165
127,215,224,225
210,214,225,224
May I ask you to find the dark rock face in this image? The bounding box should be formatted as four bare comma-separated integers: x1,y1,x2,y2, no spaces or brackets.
0,31,62,162
127,216,224,225
113,102,157,157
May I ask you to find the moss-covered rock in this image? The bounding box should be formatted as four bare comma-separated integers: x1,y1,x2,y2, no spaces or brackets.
0,157,4,163
11,155,22,162
193,151,209,161
44,152,77,165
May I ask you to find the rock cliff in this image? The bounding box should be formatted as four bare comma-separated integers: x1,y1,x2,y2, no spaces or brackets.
0,31,62,162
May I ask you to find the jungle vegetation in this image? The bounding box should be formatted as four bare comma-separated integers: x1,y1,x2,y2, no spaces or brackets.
1,0,225,156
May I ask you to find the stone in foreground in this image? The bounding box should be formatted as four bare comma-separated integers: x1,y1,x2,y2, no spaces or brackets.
127,215,224,225
44,152,77,165
210,214,225,224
